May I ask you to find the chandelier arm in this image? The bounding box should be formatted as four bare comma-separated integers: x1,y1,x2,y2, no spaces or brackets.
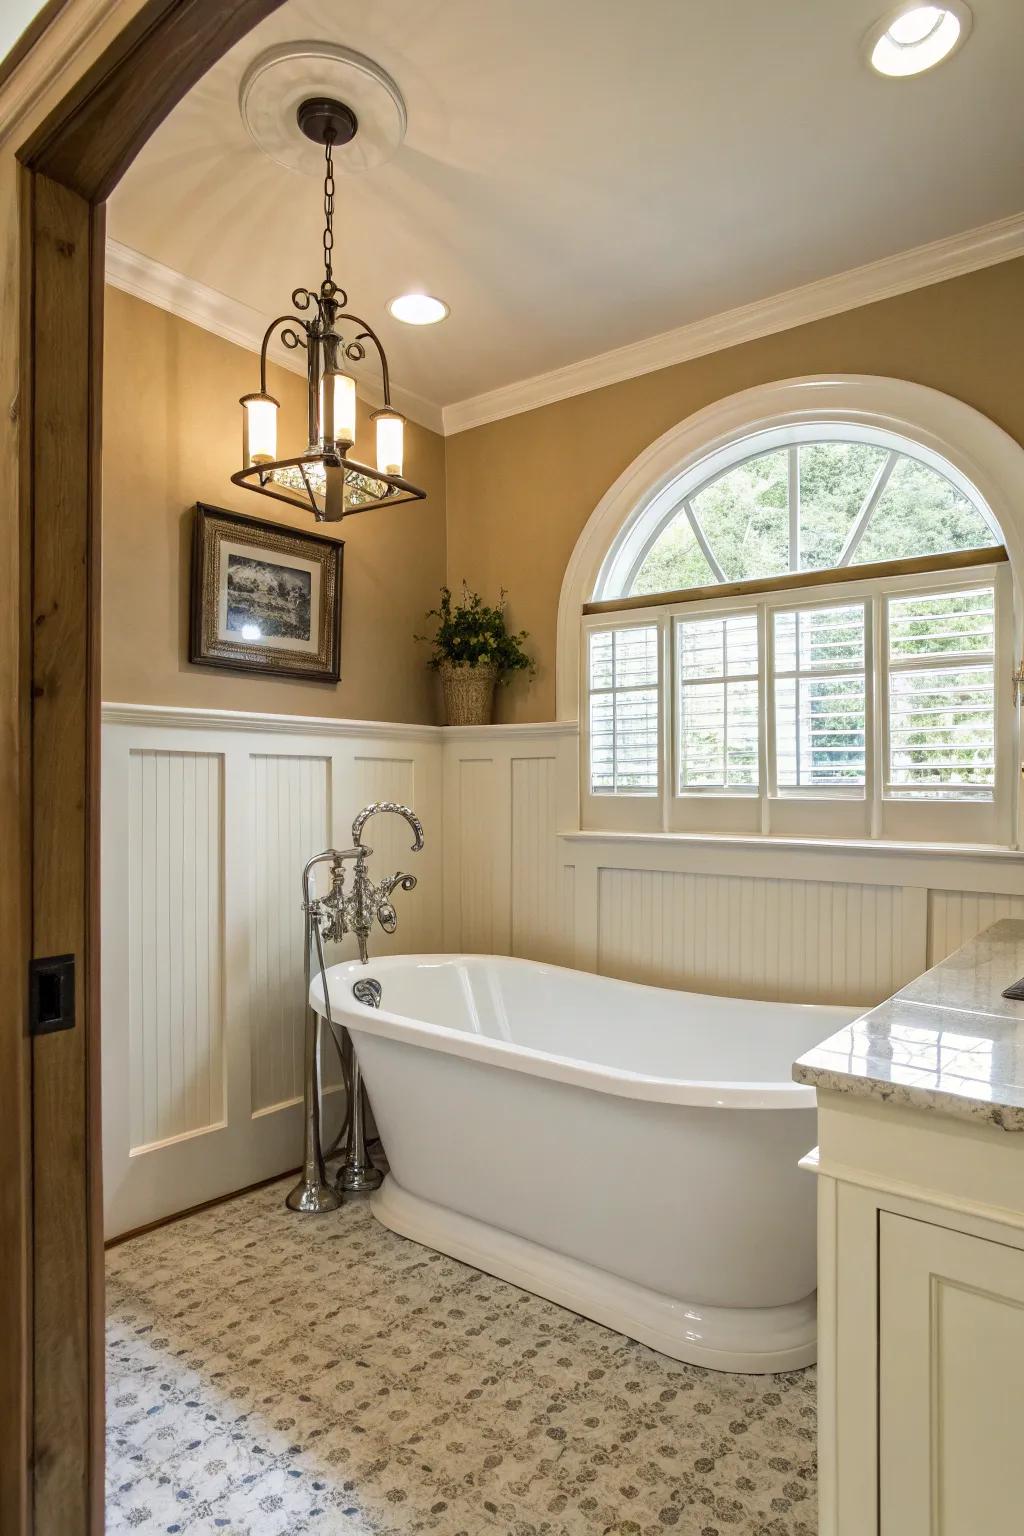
297,459,321,519
232,455,426,514
294,285,349,313
328,489,419,518
229,465,316,515
333,311,392,405
258,314,312,393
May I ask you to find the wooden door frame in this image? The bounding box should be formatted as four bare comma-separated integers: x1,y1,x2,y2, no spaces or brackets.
2,3,284,1532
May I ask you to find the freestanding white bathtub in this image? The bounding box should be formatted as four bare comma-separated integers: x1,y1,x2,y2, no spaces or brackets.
311,954,857,1373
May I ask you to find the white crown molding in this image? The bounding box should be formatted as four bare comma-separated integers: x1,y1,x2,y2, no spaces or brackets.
106,210,1024,443
103,238,445,435
105,238,304,371
443,213,1024,437
0,0,126,149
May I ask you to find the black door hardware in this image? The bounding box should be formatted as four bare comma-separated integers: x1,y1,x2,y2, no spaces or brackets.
29,953,76,1036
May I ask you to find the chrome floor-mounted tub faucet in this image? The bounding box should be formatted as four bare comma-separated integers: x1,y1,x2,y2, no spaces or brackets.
286,802,423,1214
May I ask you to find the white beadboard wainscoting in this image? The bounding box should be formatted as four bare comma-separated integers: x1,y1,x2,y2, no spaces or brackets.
102,705,1024,1234
101,705,442,1237
441,722,579,961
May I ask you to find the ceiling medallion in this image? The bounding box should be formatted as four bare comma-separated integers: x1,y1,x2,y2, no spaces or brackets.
238,42,406,177
232,95,424,523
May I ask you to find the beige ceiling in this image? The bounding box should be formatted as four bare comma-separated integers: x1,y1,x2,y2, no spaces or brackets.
108,0,1024,414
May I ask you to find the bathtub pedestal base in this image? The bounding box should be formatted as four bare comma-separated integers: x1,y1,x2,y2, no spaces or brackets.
371,1175,816,1375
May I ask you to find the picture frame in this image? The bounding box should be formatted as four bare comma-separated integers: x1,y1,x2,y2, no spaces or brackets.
189,503,343,682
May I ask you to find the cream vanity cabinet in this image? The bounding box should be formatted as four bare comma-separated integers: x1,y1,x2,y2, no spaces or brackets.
795,920,1024,1536
879,1212,1024,1533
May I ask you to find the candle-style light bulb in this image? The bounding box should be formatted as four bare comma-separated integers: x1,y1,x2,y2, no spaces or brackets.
240,391,279,467
373,408,405,477
320,369,356,449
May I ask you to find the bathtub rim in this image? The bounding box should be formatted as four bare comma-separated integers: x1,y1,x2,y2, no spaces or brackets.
311,952,856,1110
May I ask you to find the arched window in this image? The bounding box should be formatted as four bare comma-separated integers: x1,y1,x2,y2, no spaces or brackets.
595,427,1000,601
579,415,1015,846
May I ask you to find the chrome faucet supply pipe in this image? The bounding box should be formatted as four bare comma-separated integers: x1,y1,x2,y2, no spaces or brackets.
343,980,385,1194
286,851,344,1213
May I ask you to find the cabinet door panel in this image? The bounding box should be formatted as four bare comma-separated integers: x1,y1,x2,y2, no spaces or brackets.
879,1212,1024,1535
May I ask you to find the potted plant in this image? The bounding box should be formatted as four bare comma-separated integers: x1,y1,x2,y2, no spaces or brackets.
417,584,533,725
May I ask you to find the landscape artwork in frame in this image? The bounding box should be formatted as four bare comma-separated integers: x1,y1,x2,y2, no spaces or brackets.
190,504,343,681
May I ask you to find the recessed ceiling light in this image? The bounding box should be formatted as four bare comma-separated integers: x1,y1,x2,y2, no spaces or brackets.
387,293,450,325
865,2,972,76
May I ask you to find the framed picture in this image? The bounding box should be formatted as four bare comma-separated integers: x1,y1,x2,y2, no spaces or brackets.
190,503,343,682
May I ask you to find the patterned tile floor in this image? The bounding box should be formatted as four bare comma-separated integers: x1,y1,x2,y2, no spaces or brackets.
106,1180,817,1536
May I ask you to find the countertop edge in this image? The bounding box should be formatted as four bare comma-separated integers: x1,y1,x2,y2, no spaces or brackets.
791,1059,1024,1133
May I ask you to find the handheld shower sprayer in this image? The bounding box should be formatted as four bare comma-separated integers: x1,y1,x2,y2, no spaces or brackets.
286,803,423,1214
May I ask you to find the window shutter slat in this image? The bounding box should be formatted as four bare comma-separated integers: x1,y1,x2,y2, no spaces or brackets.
588,626,659,795
887,589,996,799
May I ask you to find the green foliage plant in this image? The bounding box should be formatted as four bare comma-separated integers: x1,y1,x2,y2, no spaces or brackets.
417,584,534,685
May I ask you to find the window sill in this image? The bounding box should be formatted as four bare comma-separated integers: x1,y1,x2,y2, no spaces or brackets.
559,829,1021,860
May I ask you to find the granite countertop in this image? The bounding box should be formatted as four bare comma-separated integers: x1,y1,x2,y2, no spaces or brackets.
793,918,1024,1132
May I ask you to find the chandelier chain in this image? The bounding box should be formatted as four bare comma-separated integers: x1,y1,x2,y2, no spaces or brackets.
323,134,335,286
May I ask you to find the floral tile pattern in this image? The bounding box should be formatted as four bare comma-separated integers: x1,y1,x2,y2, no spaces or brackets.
106,1180,816,1535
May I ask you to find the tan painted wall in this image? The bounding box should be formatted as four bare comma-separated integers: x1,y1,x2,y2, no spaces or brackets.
445,257,1024,722
103,260,1024,726
101,286,446,722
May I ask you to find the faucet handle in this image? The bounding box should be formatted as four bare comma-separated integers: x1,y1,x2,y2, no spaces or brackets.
376,872,416,934
377,904,398,935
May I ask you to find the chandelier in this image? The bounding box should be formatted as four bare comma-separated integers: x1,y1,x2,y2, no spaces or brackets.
231,97,426,522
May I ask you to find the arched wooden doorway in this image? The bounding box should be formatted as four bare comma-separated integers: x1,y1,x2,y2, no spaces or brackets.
1,5,286,1531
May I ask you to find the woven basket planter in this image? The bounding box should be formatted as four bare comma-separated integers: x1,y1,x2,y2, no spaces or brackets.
440,661,498,726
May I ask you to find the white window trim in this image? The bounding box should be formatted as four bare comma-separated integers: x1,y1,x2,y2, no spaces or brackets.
581,562,1014,846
